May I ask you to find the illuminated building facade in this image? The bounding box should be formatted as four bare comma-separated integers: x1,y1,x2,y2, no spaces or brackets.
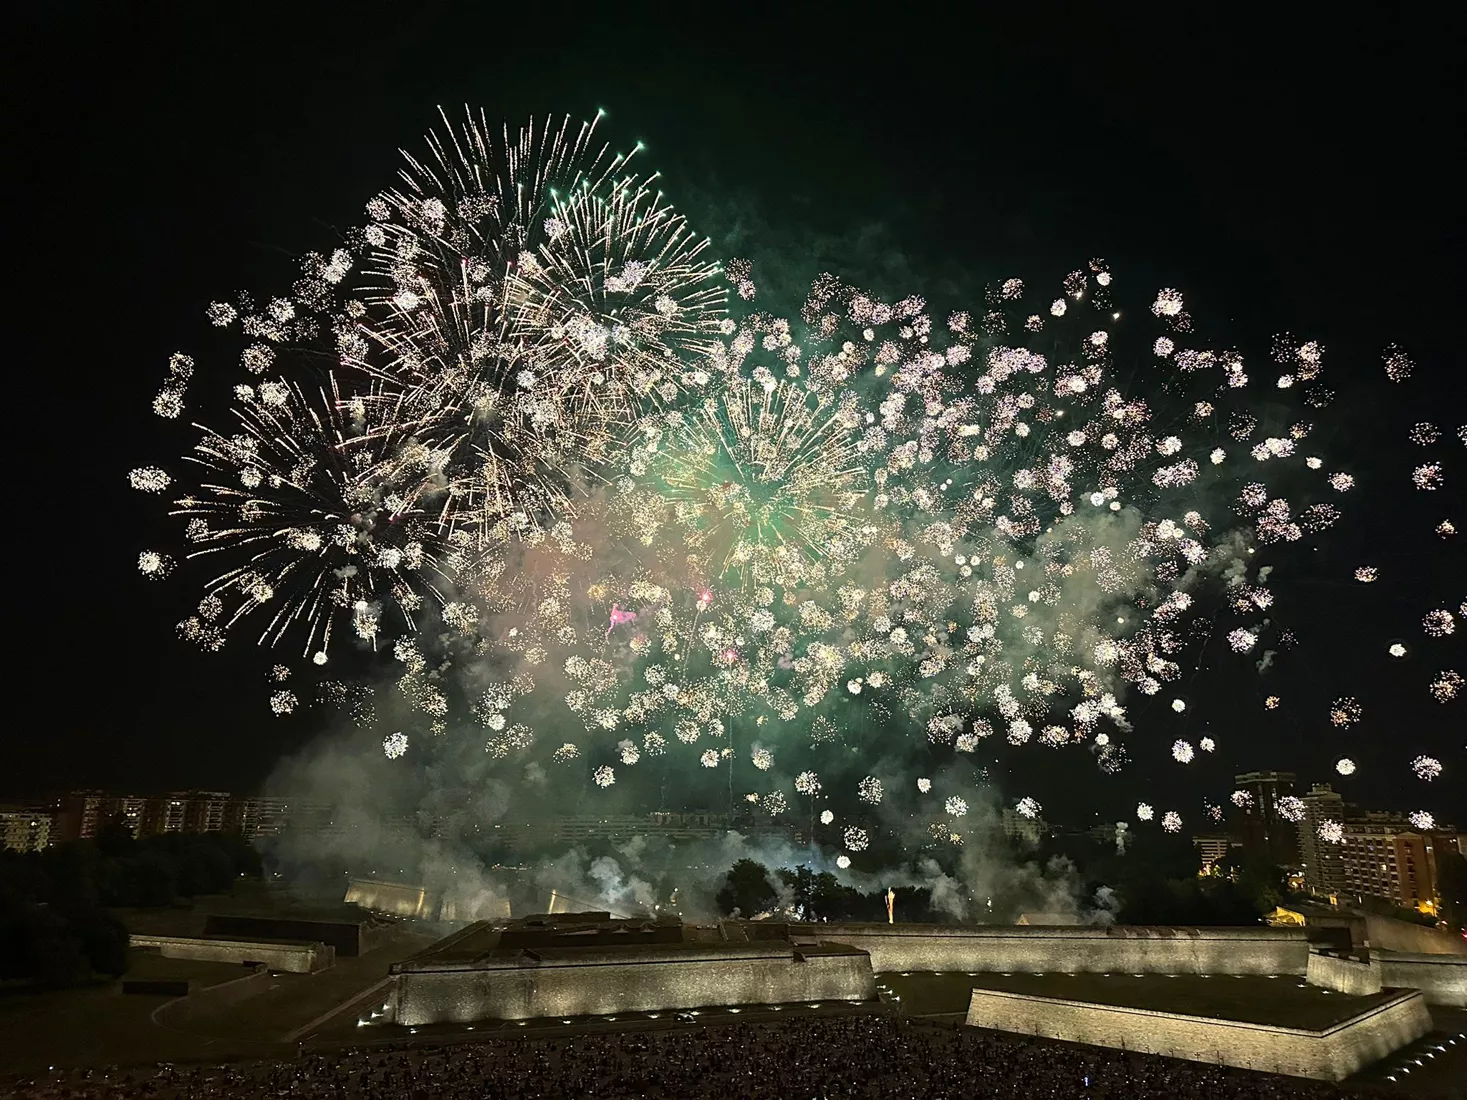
1335,813,1461,916
1295,784,1347,896
46,790,334,843
1192,833,1238,873
0,809,52,852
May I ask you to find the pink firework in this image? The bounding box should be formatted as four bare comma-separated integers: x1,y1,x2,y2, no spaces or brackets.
605,603,638,638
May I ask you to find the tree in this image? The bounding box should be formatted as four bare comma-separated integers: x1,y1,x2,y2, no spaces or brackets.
0,830,262,988
1436,849,1467,931
0,899,93,989
716,859,777,917
777,866,862,921
94,817,137,858
62,899,129,978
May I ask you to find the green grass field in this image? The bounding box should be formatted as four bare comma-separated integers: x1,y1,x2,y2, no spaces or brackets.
122,951,256,988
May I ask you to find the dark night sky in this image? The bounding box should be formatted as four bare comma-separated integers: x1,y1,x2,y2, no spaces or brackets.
7,8,1462,819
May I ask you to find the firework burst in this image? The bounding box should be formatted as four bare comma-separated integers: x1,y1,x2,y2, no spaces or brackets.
134,112,1458,866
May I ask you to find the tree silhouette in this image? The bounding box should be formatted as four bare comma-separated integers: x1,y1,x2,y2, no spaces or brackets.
716,858,777,917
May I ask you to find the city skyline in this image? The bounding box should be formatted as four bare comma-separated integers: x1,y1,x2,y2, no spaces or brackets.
8,764,1456,850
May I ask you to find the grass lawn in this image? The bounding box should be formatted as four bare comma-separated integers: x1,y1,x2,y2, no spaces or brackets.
0,931,434,1077
115,880,366,937
877,970,1400,1029
123,951,257,988
0,982,257,1076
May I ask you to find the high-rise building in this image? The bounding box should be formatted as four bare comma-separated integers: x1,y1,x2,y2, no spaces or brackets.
1296,784,1347,896
1336,812,1461,915
1192,833,1238,873
54,790,109,841
139,790,237,835
1230,770,1300,867
1000,807,1049,846
114,797,149,838
228,796,296,838
48,790,343,843
153,795,190,835
182,791,233,833
0,809,51,852
53,791,154,841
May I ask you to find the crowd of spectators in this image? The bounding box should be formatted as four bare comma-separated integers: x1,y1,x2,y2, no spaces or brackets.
2,1014,1403,1099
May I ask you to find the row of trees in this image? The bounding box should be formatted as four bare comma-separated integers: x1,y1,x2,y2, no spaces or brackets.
714,862,987,923
0,820,263,989
712,828,1297,925
0,894,129,989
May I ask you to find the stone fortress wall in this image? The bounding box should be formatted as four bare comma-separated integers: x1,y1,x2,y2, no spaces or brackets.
382,911,1461,1037
388,920,1310,1027
345,877,512,922
1305,952,1383,996
1376,951,1467,1006
963,986,1432,1082
129,933,334,974
1362,916,1467,956
344,879,437,920
204,914,378,958
391,942,874,1026
769,922,1311,976
781,920,1462,1006
1305,948,1466,1006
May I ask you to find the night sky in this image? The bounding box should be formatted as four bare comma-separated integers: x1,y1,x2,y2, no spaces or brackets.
10,8,1462,820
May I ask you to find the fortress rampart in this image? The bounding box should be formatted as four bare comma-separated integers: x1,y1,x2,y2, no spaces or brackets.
130,933,333,974
383,916,1462,1036
963,986,1431,1081
1301,948,1465,1005
203,914,374,957
1306,952,1381,996
1375,951,1467,1006
390,941,874,1025
345,877,512,922
772,922,1310,976
344,878,437,919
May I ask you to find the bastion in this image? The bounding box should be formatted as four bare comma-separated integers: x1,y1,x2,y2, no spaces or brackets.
385,912,875,1026
758,921,1310,976
345,876,513,922
963,981,1431,1081
1302,947,1465,1006
129,933,333,974
344,878,438,920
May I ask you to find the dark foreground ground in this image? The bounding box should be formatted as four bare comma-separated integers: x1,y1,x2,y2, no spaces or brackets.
0,1014,1429,1100
6,1013,1465,1100
4,908,1461,1099
0,930,437,1075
